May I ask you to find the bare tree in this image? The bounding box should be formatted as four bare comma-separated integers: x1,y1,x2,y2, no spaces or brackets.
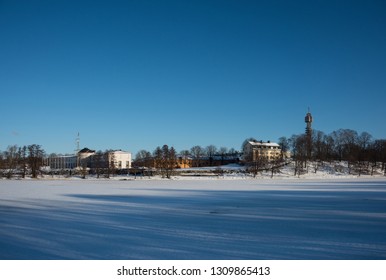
4,145,19,179
80,157,88,179
161,145,170,178
324,134,335,162
18,146,27,178
228,148,237,156
152,145,177,178
190,145,204,167
356,132,373,176
372,140,386,175
102,150,116,178
91,150,104,178
375,140,386,175
246,151,267,178
330,129,359,173
166,146,177,178
180,150,191,157
0,151,3,178
133,149,153,170
28,144,45,178
269,157,283,178
153,146,163,176
109,151,116,177
278,136,290,160
205,145,217,166
218,146,228,165
290,134,307,176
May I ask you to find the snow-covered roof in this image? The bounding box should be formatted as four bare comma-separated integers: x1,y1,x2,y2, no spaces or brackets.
248,141,280,147
111,150,131,154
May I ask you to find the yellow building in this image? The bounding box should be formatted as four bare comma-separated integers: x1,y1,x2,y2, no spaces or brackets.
244,140,282,161
176,155,193,169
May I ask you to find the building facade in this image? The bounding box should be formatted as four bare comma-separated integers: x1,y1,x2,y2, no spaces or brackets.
46,148,132,170
244,140,282,162
109,150,132,169
45,154,78,170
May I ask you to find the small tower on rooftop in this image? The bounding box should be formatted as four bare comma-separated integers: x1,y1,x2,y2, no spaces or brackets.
75,132,80,154
75,132,80,167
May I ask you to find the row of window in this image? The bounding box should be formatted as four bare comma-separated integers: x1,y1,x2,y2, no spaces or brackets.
114,161,131,168
253,146,280,150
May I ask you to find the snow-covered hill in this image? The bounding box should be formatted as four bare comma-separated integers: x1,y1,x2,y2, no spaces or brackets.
174,161,385,180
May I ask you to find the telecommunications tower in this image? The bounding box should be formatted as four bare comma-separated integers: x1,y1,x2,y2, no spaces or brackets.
305,108,313,159
305,108,313,137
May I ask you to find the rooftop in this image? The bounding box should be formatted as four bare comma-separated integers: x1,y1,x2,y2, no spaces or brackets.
78,147,95,154
248,140,280,147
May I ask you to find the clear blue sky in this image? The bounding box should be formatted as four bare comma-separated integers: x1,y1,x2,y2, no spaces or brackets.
1,0,385,155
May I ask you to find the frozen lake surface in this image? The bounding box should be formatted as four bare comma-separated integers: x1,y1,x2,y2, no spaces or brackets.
1,178,386,259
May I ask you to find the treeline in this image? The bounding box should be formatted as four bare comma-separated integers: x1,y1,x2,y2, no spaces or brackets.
134,144,240,174
1,128,386,179
0,144,45,178
281,129,386,176
152,145,177,179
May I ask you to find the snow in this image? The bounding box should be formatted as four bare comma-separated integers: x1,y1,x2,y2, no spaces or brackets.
1,177,386,259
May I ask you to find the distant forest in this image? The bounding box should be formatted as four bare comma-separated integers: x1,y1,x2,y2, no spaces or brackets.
277,129,386,176
1,128,386,178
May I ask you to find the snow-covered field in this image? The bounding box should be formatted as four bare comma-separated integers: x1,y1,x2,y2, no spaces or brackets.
1,177,386,259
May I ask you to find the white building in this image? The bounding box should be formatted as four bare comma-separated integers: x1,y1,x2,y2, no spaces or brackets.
109,150,132,169
46,154,77,170
46,148,132,170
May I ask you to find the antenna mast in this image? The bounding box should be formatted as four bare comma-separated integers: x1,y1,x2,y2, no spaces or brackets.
75,132,80,154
